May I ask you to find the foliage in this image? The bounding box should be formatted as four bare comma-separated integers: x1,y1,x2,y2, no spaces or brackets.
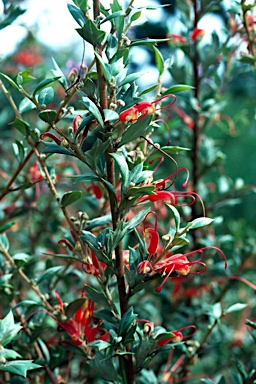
0,0,255,383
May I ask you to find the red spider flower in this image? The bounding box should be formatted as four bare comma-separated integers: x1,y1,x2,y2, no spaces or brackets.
137,246,227,293
119,94,176,123
83,250,106,277
26,291,109,347
14,50,42,66
191,27,205,41
143,211,159,255
157,325,197,346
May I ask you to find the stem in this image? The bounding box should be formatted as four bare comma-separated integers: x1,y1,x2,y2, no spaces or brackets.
191,0,200,221
0,79,22,119
93,1,134,382
241,0,256,70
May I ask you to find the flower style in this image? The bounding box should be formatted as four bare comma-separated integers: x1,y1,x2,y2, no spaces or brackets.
137,246,227,293
119,94,176,123
143,211,159,255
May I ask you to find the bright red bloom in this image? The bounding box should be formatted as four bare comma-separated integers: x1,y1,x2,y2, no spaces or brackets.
157,325,197,346
119,94,176,123
143,211,159,254
83,251,106,277
191,28,205,41
14,50,42,66
167,33,186,44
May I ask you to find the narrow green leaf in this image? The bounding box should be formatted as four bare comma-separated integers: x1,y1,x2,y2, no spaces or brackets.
81,96,104,127
111,152,129,187
37,266,63,284
99,10,126,25
161,146,191,154
72,173,101,183
225,303,247,314
61,191,82,208
188,217,214,229
0,222,15,234
130,38,171,47
166,204,180,231
153,46,164,75
0,72,19,89
103,109,119,122
39,109,57,124
0,360,41,377
41,142,74,157
85,286,110,308
87,340,111,350
162,84,194,96
0,233,9,252
12,140,25,163
9,118,30,136
119,114,153,147
90,353,117,382
38,87,54,107
94,52,112,83
118,72,146,88
139,84,158,96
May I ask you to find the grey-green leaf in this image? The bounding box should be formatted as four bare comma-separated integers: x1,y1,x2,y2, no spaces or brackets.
61,191,82,208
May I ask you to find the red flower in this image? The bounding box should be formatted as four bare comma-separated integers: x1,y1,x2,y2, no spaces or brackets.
167,33,186,44
14,50,42,66
191,28,205,41
143,211,159,255
157,325,197,346
119,94,176,123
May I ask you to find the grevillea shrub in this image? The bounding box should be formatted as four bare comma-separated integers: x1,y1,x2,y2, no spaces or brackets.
0,1,255,383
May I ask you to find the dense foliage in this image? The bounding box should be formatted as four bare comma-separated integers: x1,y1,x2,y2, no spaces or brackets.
0,0,255,383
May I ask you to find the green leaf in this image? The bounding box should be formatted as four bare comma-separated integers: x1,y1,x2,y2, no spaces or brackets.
39,109,57,124
155,332,175,342
94,52,112,83
81,96,104,127
0,233,9,252
99,10,126,25
65,298,87,319
139,84,158,96
12,253,32,266
162,84,194,96
225,303,247,314
61,191,82,208
14,68,36,85
0,222,15,234
166,205,180,231
130,38,171,47
125,185,155,199
51,57,68,89
74,113,95,138
207,302,222,320
245,319,256,330
0,360,41,377
87,340,111,350
72,173,101,183
161,146,191,154
38,87,54,107
90,353,117,382
0,311,22,347
84,214,112,230
188,217,214,230
37,266,63,284
73,0,88,12
13,140,25,162
19,98,36,113
130,10,142,22
85,286,110,308
67,3,87,27
106,34,118,60
153,46,164,75
118,72,146,88
0,348,21,360
33,77,61,97
9,118,30,136
111,152,129,187
41,142,74,157
118,307,138,336
76,20,106,46
0,72,19,89
103,109,119,122
118,114,153,147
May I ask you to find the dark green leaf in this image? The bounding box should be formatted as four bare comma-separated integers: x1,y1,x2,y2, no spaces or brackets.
67,3,87,26
13,140,25,162
118,114,153,147
81,96,104,127
0,233,9,252
155,332,175,341
125,267,136,288
0,360,41,377
84,214,112,230
41,142,74,157
161,146,191,154
9,118,30,136
130,38,171,47
90,353,117,382
72,173,101,183
118,307,138,336
0,222,15,234
33,77,61,97
39,109,57,124
85,286,110,308
94,52,112,83
103,109,119,122
166,205,180,231
73,0,88,12
106,35,118,60
0,5,26,31
61,191,82,208
37,266,63,284
245,319,256,330
76,20,106,46
125,185,155,198
111,152,129,187
65,298,87,319
99,10,126,25
38,87,54,107
74,113,95,138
